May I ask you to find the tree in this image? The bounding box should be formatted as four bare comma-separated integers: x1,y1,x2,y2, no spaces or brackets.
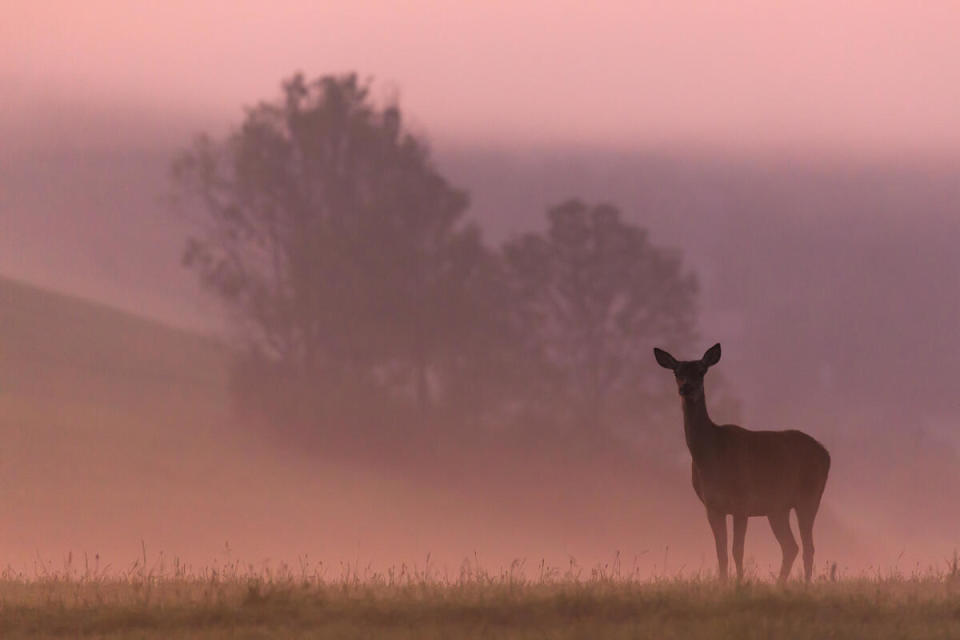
172,73,486,417
503,199,698,430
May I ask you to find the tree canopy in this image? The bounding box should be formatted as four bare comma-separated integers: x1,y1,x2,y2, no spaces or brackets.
173,73,487,412
504,199,698,429
172,72,702,445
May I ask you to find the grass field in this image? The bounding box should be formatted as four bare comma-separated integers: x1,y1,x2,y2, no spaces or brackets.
2,276,958,638
1,560,959,639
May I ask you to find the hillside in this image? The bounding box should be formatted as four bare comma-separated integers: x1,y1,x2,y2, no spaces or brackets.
0,276,878,580
0,276,233,562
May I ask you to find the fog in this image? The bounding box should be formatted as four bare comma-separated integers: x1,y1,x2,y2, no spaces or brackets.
7,1,960,154
1,2,958,579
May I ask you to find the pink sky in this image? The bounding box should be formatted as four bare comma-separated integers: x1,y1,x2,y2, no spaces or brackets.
4,1,960,155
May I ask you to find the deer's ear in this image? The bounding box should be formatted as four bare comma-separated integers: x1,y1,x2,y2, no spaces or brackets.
654,348,678,370
702,343,721,367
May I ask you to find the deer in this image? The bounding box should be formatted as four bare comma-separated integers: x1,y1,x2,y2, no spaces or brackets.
653,343,830,583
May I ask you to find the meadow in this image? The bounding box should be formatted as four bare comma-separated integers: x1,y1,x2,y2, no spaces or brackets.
1,274,958,639
1,557,959,639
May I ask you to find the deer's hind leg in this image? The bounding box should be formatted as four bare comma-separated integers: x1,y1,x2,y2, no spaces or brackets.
767,510,798,584
796,498,821,582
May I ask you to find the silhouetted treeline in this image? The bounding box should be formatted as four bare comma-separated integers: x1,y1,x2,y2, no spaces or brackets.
172,73,698,457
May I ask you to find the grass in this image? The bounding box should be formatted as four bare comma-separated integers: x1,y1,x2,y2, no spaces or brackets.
1,557,959,639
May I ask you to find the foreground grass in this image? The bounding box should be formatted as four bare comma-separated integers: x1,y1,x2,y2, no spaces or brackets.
1,561,959,639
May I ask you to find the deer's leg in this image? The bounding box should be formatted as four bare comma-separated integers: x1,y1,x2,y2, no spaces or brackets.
706,508,728,581
767,510,798,584
796,502,818,582
732,514,747,582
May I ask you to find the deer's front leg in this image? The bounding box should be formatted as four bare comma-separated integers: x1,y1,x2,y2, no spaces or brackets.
732,514,747,582
706,508,728,581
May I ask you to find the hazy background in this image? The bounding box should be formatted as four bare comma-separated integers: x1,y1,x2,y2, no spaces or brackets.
1,1,958,578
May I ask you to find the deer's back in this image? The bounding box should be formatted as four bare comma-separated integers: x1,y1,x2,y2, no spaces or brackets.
692,425,830,516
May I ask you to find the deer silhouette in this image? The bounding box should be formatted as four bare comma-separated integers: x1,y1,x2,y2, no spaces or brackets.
654,343,830,583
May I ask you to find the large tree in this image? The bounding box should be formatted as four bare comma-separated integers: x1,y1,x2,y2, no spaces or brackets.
503,199,698,430
172,73,486,413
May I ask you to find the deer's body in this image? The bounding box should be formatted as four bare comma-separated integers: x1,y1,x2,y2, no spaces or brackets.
656,344,830,583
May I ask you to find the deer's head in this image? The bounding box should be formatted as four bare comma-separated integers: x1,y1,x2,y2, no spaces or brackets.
653,343,721,400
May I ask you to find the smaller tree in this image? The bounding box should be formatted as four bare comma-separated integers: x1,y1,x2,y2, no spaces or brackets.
503,199,698,431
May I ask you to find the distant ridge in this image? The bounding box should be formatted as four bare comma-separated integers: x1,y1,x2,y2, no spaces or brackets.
0,274,228,398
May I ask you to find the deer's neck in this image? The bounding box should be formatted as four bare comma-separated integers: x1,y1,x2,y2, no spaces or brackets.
682,394,718,462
